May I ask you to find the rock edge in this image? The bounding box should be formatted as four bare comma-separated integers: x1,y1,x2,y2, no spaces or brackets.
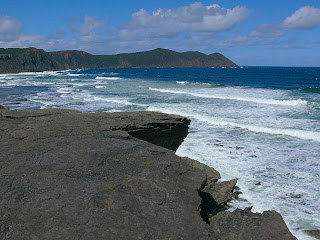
0,108,296,239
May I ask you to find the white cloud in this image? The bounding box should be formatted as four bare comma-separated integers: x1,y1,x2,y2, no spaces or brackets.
282,6,320,29
0,34,71,50
0,3,250,54
118,2,250,38
0,16,23,41
250,24,284,37
72,15,108,35
215,24,284,47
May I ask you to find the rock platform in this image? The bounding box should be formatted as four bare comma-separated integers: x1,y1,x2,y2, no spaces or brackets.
0,108,296,239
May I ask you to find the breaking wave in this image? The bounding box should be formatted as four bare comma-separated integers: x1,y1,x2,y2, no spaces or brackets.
149,88,308,106
147,106,320,143
95,77,123,80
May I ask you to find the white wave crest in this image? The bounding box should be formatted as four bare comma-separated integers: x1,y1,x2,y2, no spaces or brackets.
176,81,210,85
66,73,84,76
0,76,15,80
95,77,122,80
176,81,188,84
17,71,64,76
199,116,320,143
102,72,119,76
147,106,320,143
149,88,307,106
84,96,147,107
57,87,73,94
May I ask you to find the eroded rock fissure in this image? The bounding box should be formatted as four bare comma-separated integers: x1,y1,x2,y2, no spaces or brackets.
197,176,239,226
197,177,218,225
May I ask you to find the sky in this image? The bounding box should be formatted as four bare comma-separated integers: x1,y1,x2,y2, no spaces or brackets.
1,0,320,66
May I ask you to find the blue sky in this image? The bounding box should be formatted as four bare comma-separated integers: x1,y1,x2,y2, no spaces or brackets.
1,0,320,66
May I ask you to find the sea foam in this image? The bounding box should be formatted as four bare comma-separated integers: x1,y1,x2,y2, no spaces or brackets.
149,88,308,106
83,95,147,107
95,77,122,80
66,73,84,77
147,106,320,143
176,81,211,86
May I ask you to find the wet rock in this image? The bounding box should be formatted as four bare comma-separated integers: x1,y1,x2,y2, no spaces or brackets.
304,230,320,239
199,179,239,222
209,207,297,240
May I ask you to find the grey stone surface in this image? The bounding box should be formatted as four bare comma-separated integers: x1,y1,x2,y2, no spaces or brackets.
0,109,212,239
209,207,297,240
199,179,239,223
0,108,297,240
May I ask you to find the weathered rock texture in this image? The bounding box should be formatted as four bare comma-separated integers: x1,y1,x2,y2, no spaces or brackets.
0,109,297,239
210,207,296,240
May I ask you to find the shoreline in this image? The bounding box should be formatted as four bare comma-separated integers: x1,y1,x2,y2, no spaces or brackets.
1,66,319,239
0,107,298,239
0,66,243,75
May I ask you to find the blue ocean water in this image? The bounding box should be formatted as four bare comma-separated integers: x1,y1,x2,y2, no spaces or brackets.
1,67,320,239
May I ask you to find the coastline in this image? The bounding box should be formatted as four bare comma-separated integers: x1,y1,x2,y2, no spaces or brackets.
0,66,241,75
0,107,297,239
1,66,319,239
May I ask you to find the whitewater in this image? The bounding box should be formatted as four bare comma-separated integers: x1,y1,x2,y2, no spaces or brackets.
0,67,319,240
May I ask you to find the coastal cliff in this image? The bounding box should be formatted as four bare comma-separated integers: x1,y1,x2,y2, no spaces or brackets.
0,107,296,239
0,48,238,73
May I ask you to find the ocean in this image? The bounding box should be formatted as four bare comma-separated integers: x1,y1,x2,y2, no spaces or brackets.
1,67,319,239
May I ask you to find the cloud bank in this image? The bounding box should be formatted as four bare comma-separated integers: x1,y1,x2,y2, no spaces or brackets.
282,6,320,29
71,15,108,36
118,2,250,38
0,2,251,54
215,5,320,48
0,16,23,41
216,23,286,47
1,3,319,56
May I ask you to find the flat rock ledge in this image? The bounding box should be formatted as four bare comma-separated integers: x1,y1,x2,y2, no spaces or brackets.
0,108,297,239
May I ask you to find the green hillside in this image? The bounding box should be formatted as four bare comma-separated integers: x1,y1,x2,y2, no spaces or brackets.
0,47,238,73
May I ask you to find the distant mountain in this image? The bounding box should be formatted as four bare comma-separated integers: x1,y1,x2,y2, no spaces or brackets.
0,47,238,73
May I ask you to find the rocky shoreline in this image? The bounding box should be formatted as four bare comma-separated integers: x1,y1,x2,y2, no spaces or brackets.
0,106,297,239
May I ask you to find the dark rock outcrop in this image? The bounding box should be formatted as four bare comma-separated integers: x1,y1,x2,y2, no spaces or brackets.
0,109,214,239
209,207,296,240
0,109,296,239
199,178,239,223
304,230,320,239
0,47,238,73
